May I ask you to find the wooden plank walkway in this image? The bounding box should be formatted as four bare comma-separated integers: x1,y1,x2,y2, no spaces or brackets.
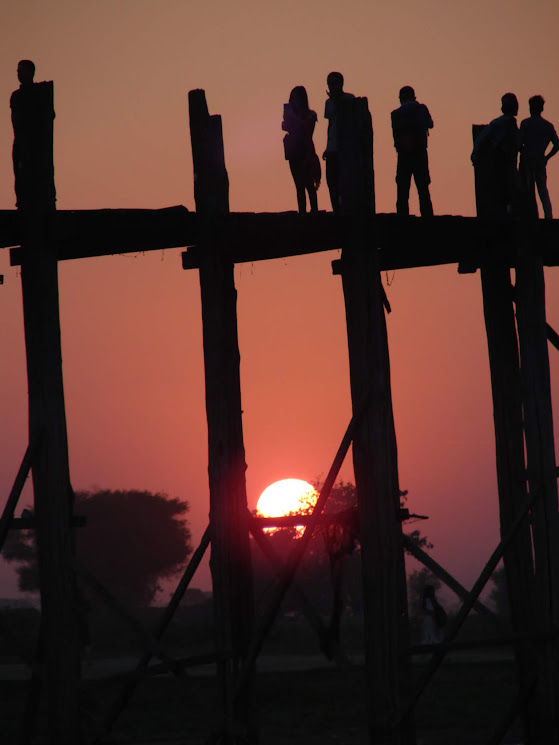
2,209,558,270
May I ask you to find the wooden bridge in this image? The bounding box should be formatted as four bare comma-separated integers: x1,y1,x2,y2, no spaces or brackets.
1,81,559,744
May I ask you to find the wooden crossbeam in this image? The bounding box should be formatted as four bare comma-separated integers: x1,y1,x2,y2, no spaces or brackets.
183,213,559,270
4,210,559,270
5,206,194,263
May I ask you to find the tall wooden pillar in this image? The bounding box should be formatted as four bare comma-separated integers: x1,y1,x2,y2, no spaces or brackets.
15,81,83,742
188,90,254,742
472,124,547,742
337,98,412,744
515,237,559,739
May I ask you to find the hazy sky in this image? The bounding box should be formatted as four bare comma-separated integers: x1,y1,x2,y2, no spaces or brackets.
1,1,559,597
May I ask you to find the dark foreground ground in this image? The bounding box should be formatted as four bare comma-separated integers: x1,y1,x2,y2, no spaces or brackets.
0,655,522,745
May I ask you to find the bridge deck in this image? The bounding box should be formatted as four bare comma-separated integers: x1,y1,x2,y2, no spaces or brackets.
1,208,558,271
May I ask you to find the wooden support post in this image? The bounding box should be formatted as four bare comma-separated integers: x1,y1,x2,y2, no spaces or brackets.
515,235,559,740
336,97,412,744
472,125,541,743
14,79,83,743
188,90,254,743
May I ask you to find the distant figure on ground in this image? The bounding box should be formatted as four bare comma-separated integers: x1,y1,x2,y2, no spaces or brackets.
519,95,559,219
323,72,354,212
471,93,520,216
421,585,446,644
391,86,434,217
282,86,321,214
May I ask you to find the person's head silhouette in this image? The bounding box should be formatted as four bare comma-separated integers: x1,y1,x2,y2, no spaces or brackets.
399,86,416,104
529,95,545,116
327,72,344,99
423,585,436,603
501,92,519,117
17,60,35,86
289,86,310,116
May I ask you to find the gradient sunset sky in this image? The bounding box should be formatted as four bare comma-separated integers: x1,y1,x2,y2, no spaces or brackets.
1,0,559,597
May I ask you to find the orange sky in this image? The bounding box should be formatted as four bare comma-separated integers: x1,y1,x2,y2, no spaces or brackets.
1,1,559,598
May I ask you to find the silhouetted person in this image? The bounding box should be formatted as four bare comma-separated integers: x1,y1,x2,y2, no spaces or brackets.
323,72,354,212
391,86,434,217
421,585,446,644
471,93,520,216
282,86,320,213
519,95,559,220
10,59,55,209
11,60,37,208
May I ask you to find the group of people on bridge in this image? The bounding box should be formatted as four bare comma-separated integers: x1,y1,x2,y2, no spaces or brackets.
281,71,559,220
472,92,559,219
10,60,558,221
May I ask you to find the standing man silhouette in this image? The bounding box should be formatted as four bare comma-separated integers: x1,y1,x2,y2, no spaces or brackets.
471,93,520,217
10,60,37,208
520,95,559,219
391,86,434,217
323,72,354,212
10,59,55,210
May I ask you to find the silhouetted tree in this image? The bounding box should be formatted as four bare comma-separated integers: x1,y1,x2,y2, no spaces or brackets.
253,481,431,617
3,489,192,607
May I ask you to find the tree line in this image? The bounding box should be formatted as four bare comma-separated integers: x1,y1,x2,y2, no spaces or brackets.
2,485,508,621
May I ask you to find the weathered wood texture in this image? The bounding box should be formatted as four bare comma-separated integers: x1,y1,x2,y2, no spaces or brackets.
336,97,412,744
472,124,541,742
15,80,83,743
515,240,559,740
189,89,254,742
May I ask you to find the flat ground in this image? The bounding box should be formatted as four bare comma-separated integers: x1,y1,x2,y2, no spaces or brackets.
0,653,523,744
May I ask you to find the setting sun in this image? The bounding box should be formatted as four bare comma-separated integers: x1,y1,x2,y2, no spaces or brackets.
256,479,318,518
